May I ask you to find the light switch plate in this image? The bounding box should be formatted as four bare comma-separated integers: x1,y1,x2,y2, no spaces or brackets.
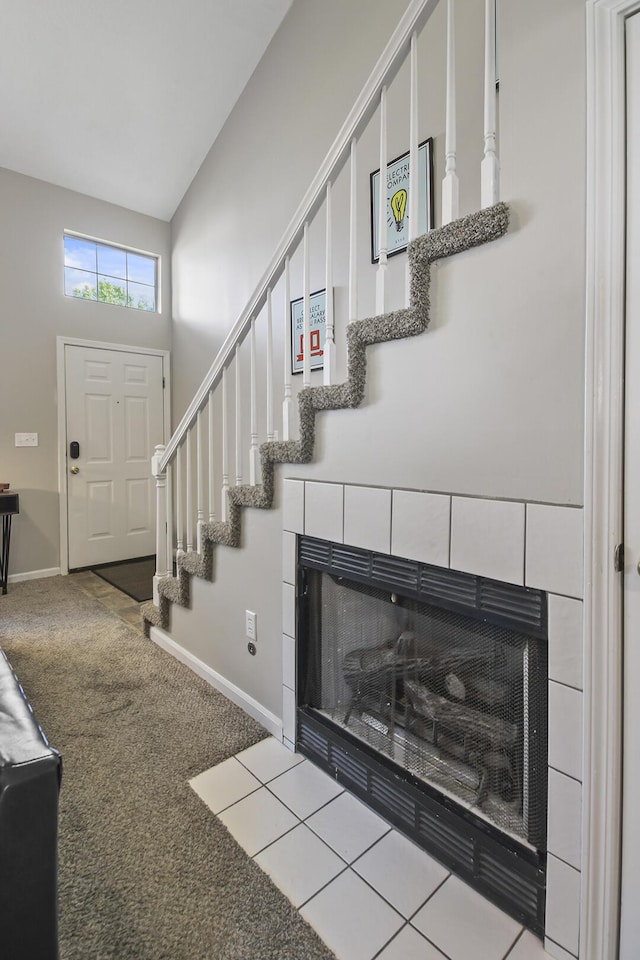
15,433,38,447
245,610,257,641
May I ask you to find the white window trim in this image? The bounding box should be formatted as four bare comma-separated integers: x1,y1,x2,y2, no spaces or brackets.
63,230,161,314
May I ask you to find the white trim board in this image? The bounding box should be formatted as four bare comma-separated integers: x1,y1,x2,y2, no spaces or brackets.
583,2,640,958
56,336,171,575
149,625,283,741
7,567,60,583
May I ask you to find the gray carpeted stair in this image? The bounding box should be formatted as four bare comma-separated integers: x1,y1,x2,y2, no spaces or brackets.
142,203,509,635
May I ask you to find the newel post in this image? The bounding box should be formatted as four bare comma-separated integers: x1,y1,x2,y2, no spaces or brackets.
151,443,168,606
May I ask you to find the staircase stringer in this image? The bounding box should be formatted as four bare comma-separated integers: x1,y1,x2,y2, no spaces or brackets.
142,201,510,636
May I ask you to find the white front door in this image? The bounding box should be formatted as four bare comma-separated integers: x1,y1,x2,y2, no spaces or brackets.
64,343,165,569
621,11,640,958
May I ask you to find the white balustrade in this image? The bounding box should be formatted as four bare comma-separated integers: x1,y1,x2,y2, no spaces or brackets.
323,185,335,385
266,289,275,441
442,0,459,224
349,137,358,322
235,343,242,486
376,86,388,315
196,410,204,552
221,366,229,521
250,318,259,482
406,31,419,303
303,224,311,388
185,427,193,552
282,258,292,437
176,443,184,556
166,461,174,577
208,388,215,521
152,443,167,605
150,0,502,612
481,0,499,208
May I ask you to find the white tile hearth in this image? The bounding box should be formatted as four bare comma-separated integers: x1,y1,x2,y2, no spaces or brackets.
235,735,303,782
376,924,448,960
508,931,559,959
194,739,558,960
218,786,298,856
352,830,449,918
306,790,391,862
255,823,345,908
268,757,344,819
189,757,260,814
300,868,404,960
412,874,522,960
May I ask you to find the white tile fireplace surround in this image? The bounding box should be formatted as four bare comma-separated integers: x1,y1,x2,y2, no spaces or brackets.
281,480,584,960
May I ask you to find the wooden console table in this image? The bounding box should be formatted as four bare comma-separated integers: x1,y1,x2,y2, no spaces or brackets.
0,492,19,595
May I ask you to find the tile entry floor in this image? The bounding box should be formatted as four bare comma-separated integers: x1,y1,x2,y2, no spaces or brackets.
190,736,558,960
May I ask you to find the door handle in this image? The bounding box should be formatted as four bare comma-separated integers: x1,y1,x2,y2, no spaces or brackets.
70,465,80,475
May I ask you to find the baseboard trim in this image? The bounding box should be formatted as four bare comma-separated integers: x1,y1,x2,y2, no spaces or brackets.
8,567,61,583
149,625,283,740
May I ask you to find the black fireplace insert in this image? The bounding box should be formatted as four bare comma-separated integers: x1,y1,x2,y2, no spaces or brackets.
296,536,547,936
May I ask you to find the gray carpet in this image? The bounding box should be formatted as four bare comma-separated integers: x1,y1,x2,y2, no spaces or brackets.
0,576,335,960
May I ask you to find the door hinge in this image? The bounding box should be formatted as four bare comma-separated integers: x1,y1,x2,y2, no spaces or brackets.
162,376,165,388
614,543,624,573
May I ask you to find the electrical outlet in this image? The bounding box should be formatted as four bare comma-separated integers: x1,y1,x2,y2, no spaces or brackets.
245,610,257,642
15,433,38,447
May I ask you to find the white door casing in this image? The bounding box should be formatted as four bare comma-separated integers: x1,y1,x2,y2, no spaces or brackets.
57,338,170,572
585,2,640,959
620,11,640,958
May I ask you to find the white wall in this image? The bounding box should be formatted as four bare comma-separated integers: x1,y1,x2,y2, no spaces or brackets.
0,167,171,576
167,0,586,720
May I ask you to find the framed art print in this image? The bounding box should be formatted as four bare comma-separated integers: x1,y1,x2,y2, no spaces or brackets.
290,288,328,375
370,137,434,263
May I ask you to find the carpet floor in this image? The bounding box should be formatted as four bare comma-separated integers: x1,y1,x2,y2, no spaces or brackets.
0,577,335,960
92,557,155,602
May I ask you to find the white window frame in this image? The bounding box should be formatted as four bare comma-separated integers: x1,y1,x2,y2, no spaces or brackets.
63,230,161,314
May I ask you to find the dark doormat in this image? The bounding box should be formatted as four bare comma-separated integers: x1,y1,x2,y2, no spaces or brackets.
92,557,155,602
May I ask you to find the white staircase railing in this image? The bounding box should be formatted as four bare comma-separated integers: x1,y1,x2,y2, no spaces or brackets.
151,0,501,606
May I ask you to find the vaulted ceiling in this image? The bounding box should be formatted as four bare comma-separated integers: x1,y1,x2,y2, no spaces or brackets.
0,0,292,220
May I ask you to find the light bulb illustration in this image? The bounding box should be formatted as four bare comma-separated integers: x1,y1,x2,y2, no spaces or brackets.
390,188,407,232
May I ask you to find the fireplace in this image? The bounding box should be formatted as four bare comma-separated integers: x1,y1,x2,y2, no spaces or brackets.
296,535,547,935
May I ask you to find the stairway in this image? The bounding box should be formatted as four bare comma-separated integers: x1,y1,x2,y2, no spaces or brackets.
142,202,509,635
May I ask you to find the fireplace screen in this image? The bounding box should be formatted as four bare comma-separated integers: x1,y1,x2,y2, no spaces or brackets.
300,564,547,849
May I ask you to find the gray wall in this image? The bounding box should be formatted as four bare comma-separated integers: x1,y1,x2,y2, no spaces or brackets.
169,0,586,720
170,0,413,422
0,167,171,576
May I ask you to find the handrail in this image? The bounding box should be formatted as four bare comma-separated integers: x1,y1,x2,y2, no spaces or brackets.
160,0,440,471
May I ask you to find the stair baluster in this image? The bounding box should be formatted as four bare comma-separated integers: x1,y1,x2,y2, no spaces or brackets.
324,185,334,386
481,0,499,208
442,0,459,224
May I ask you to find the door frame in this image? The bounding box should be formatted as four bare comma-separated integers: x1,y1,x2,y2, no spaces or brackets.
56,336,171,575
585,2,640,958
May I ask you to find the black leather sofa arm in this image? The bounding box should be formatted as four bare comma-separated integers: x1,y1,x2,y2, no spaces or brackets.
0,648,62,960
